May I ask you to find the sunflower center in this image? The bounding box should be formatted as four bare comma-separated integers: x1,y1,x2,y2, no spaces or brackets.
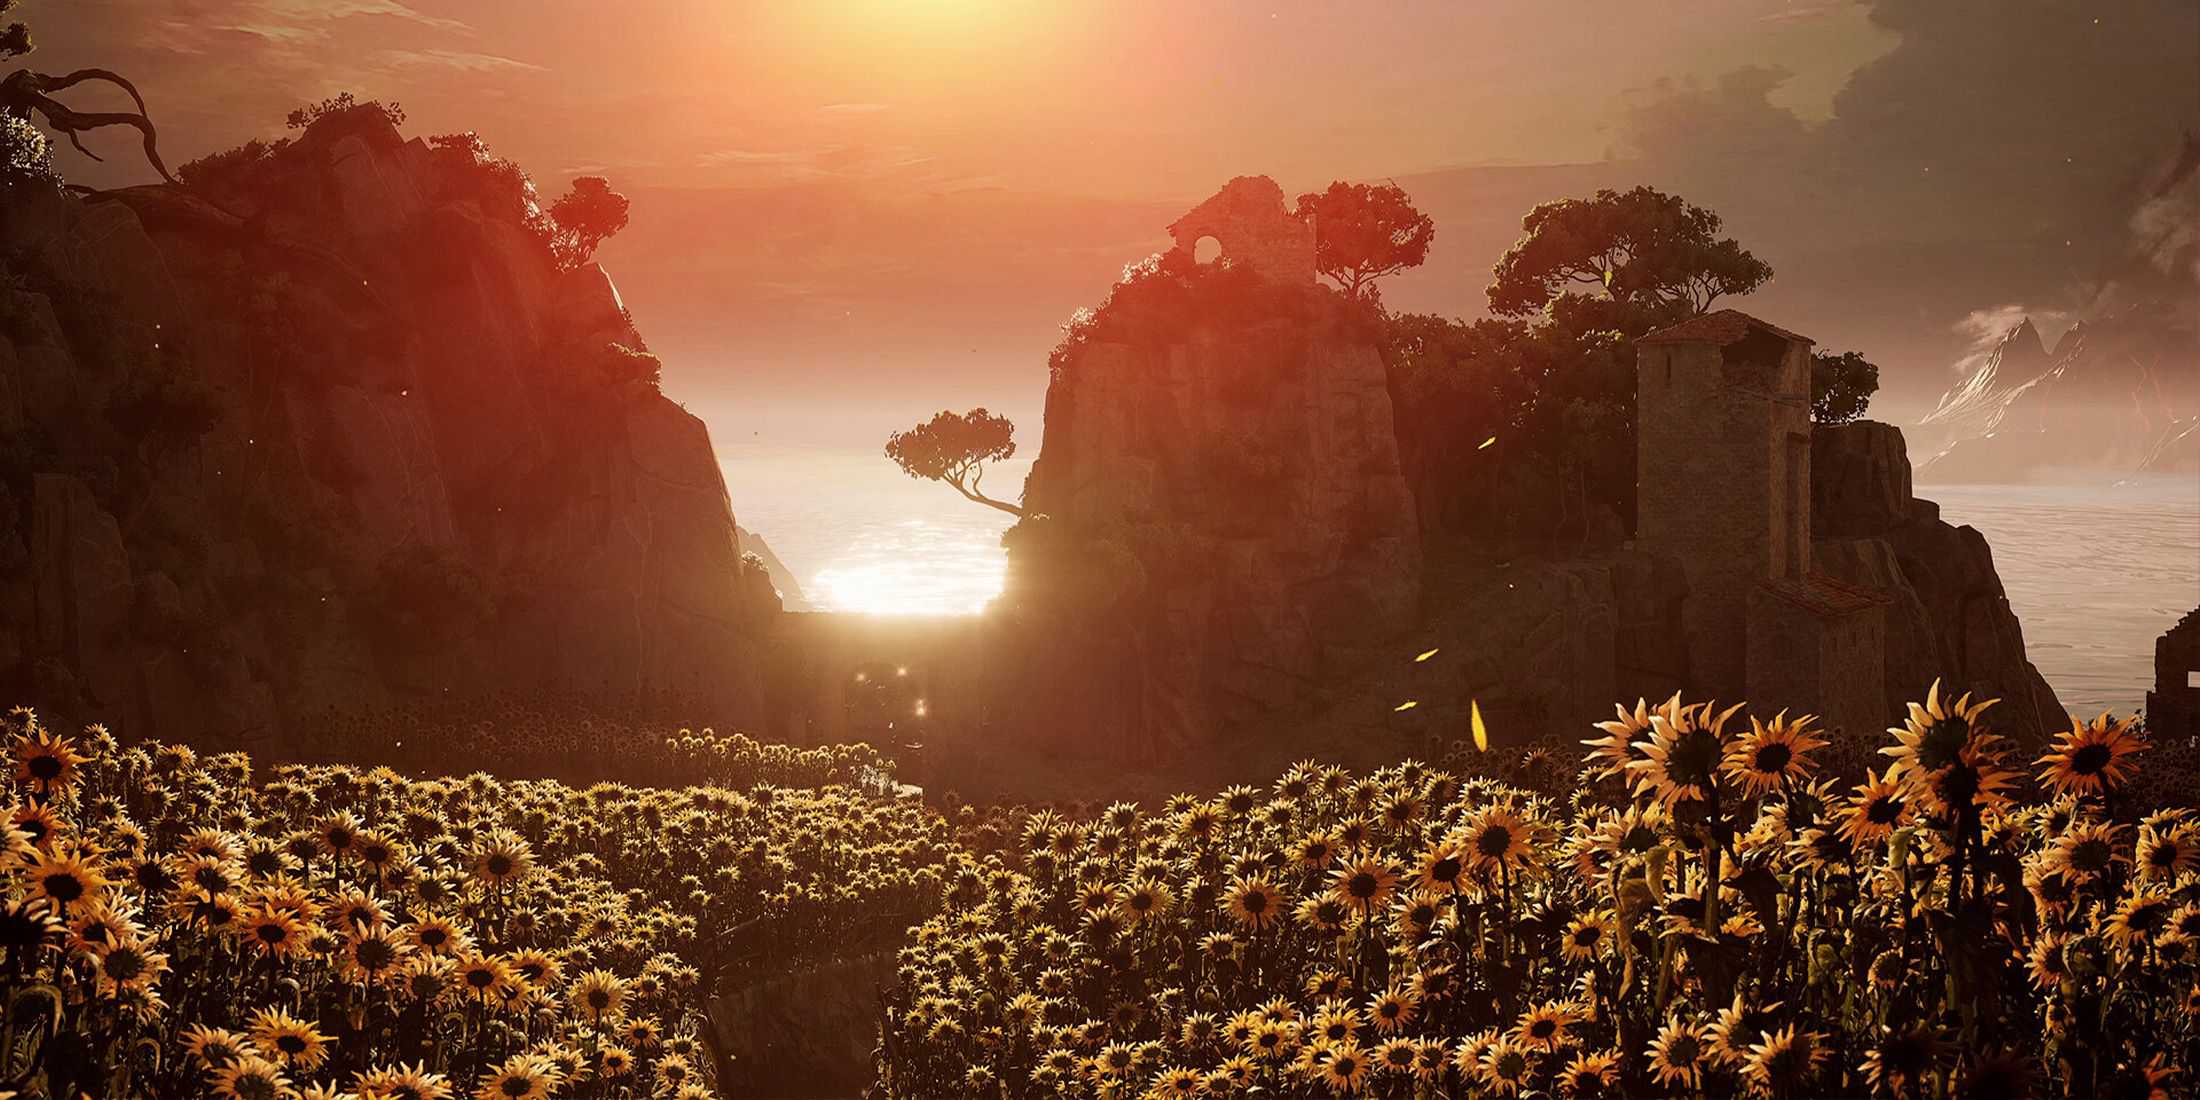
1866,797,1901,824
1476,827,1514,858
1669,729,1722,785
258,924,288,944
1429,856,1460,882
501,1079,532,1097
2070,743,2111,775
1752,743,1793,773
1918,717,1969,771
42,872,84,903
28,756,61,780
1347,873,1379,899
1531,1019,1557,1039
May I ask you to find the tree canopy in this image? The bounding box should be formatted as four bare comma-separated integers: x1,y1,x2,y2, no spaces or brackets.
1811,349,1880,424
1293,180,1435,299
885,408,1025,518
550,176,631,269
1487,186,1771,330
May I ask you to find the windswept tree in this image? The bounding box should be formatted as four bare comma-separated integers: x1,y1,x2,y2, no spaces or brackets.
550,175,631,268
1293,180,1435,299
1488,186,1770,331
0,0,177,183
885,408,1025,518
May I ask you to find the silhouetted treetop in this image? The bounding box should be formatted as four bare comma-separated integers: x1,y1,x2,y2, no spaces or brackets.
1488,186,1771,328
886,408,1026,519
1812,349,1880,424
551,176,631,268
1294,180,1435,300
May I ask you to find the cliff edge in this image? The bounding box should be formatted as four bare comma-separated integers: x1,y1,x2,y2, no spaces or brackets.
0,108,773,752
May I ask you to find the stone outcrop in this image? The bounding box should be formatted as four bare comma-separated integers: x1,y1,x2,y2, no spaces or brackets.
2147,608,2199,738
0,108,771,752
993,182,1419,762
1812,421,2066,740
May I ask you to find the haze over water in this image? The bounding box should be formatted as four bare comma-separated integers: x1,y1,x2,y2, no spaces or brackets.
727,433,2198,719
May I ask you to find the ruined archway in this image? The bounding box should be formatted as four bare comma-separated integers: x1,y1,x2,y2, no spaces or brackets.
1165,175,1316,285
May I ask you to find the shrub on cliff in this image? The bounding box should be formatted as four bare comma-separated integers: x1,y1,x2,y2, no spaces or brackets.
1048,246,1378,384
0,112,54,188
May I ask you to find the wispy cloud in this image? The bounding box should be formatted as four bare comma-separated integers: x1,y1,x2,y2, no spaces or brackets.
377,48,543,73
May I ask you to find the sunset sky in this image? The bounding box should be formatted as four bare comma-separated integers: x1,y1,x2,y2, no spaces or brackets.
35,1,2199,595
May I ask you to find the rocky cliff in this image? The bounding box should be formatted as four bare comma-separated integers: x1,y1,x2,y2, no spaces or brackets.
1812,421,2065,739
991,234,1421,763
0,108,773,753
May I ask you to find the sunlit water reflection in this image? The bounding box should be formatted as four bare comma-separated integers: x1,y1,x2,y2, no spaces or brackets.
722,450,1029,617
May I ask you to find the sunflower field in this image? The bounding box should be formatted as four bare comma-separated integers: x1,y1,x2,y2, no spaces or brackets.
0,706,948,1099
876,685,2194,1099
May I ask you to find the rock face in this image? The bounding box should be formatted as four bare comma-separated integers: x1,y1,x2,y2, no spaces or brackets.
0,109,771,752
994,191,1420,762
1812,422,2066,740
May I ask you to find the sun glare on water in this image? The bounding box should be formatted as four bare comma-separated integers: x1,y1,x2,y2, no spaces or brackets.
812,518,1009,615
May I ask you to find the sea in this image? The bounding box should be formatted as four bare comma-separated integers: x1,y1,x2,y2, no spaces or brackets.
725,446,2198,718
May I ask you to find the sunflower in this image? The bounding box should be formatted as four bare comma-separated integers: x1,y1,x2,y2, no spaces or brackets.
92,932,169,995
570,968,628,1024
238,905,308,959
1457,805,1545,874
1884,681,2004,800
212,1054,291,1100
12,725,90,796
1722,711,1827,798
472,1055,552,1100
2043,819,2128,885
1327,858,1399,915
1629,698,1745,809
1863,1025,1946,1097
1559,1049,1621,1099
1117,876,1174,925
1836,767,1911,849
1515,999,1580,1052
1742,1025,1829,1095
1645,1016,1707,1090
1225,877,1285,932
1706,992,1781,1068
406,912,471,957
1561,910,1618,962
1296,831,1339,870
470,829,535,889
1583,697,1656,781
1366,986,1420,1033
2106,888,2175,950
1313,1040,1369,1095
249,1007,333,1071
1374,1038,1419,1077
1475,1038,1532,1097
23,845,107,912
313,812,364,859
356,1060,457,1099
1412,837,1467,893
2035,712,2148,799
2137,823,2198,882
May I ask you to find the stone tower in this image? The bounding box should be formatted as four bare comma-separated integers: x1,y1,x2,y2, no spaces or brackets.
1635,308,1889,735
1635,310,1819,698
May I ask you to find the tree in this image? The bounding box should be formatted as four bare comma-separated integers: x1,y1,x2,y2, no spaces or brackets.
1293,180,1435,299
885,408,1025,518
1811,349,1880,424
1488,186,1771,329
0,1,176,183
550,176,630,268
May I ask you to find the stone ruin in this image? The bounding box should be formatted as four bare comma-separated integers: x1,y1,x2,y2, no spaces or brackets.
2149,608,2200,737
1165,175,1316,285
1635,309,1891,739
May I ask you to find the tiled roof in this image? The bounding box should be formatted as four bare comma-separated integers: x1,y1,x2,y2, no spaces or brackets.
1758,573,1893,617
1638,309,1814,347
